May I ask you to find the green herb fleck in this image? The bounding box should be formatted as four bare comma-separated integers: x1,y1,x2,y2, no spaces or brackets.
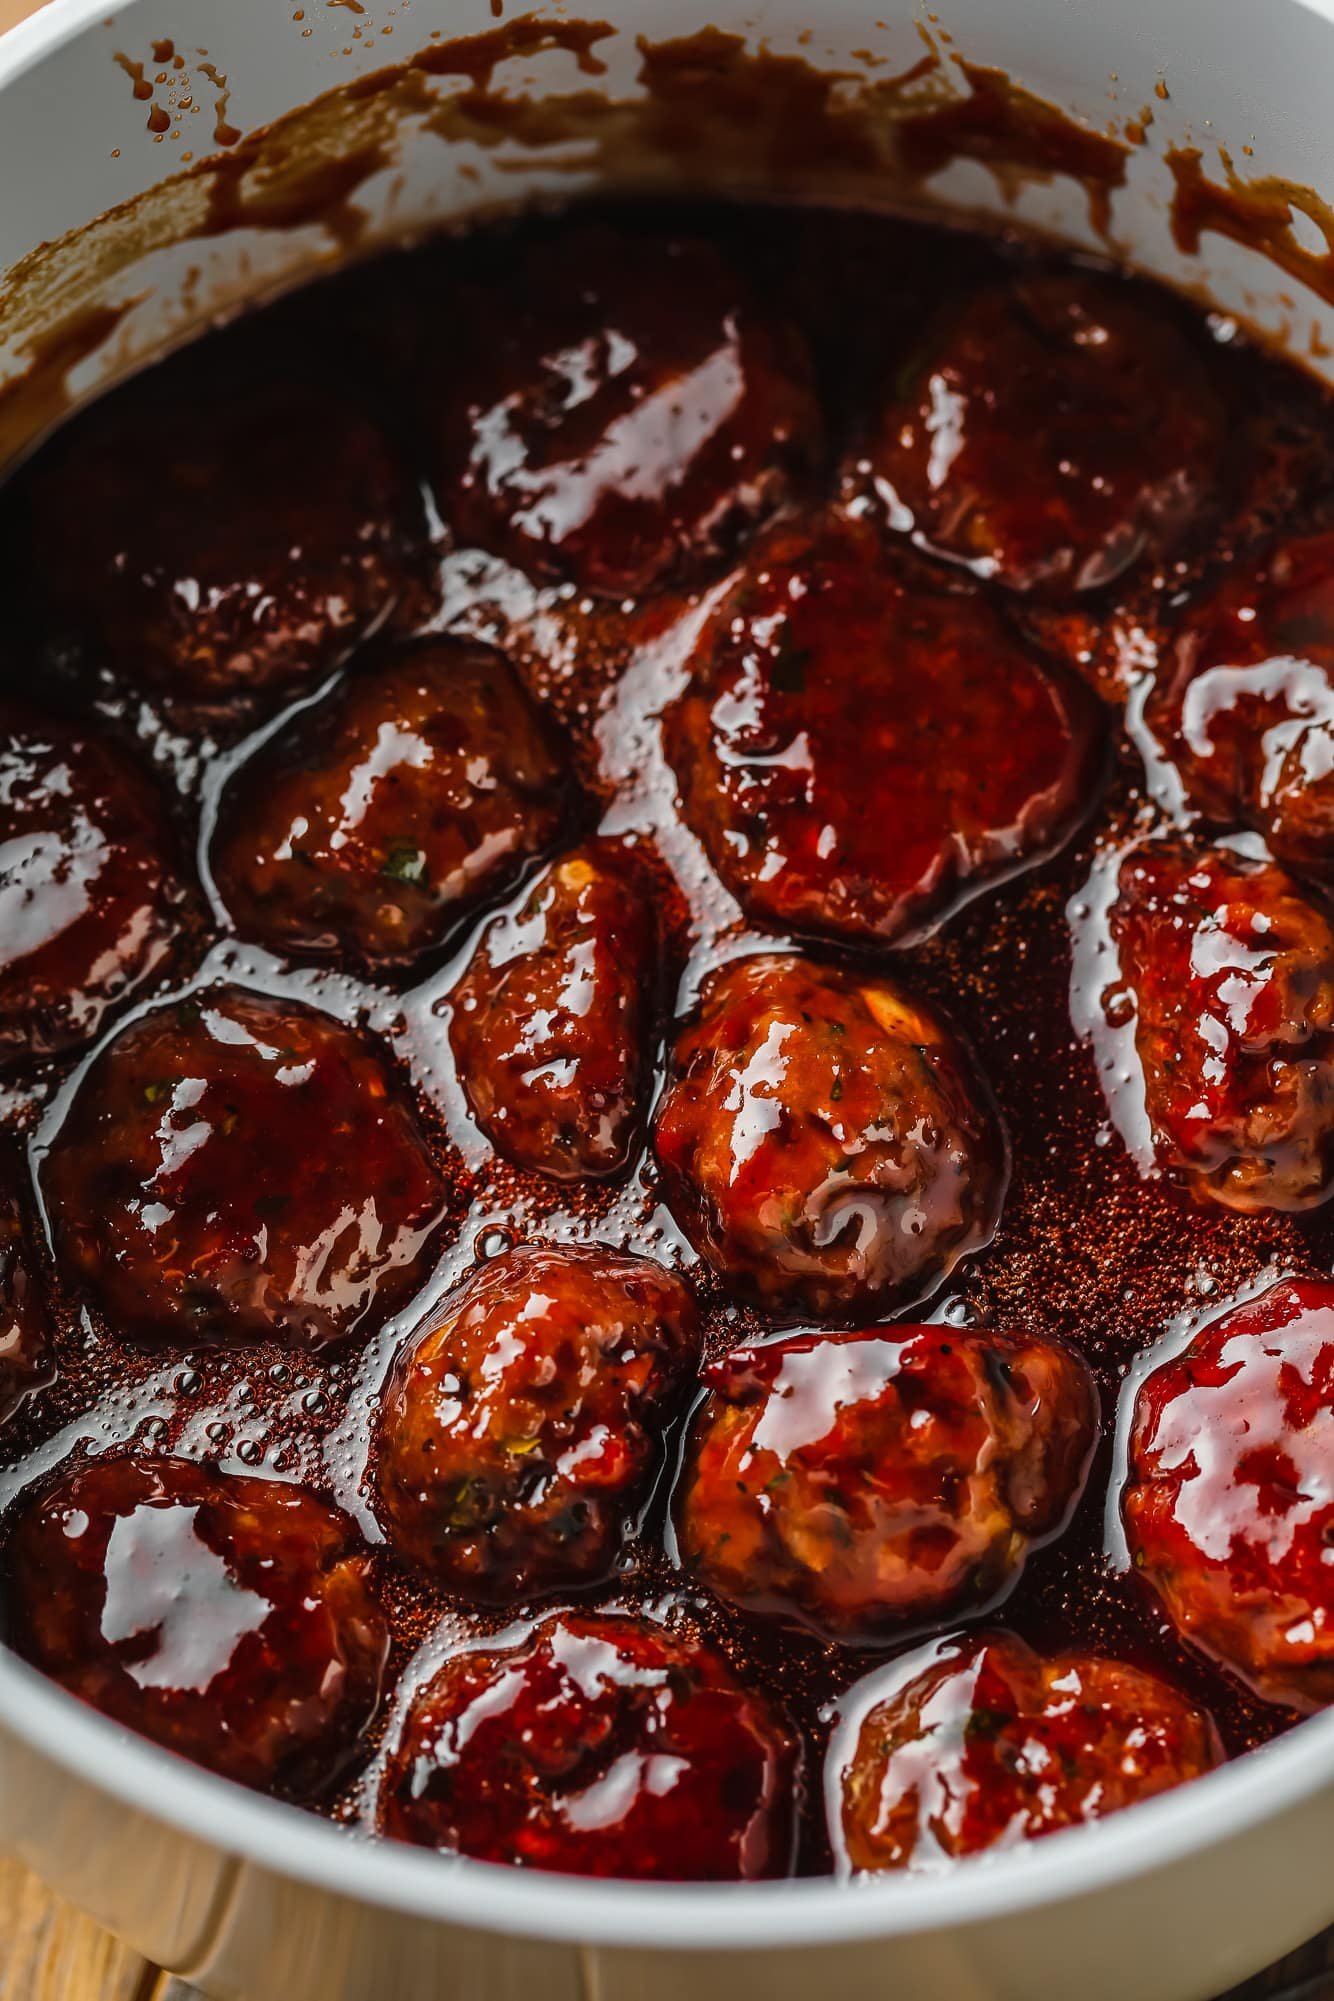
383,840,428,885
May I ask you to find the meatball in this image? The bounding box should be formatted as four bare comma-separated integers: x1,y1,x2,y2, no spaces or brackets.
1125,1277,1334,1713
0,702,185,1064
665,513,1102,947
0,1147,51,1425
1107,839,1334,1211
25,371,425,710
654,954,1006,1318
5,1453,388,1795
379,1611,799,1878
40,985,444,1349
833,1631,1222,1871
1146,531,1334,876
675,1325,1094,1644
859,272,1224,599
448,841,658,1179
211,639,572,969
425,226,821,596
375,1242,700,1600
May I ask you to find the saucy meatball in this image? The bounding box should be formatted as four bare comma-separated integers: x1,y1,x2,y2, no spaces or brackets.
1125,1277,1334,1713
654,954,1006,1318
0,1149,51,1425
1108,839,1334,1211
1146,531,1334,875
675,1325,1095,1645
666,513,1102,947
425,226,820,596
5,1453,388,1795
25,372,425,710
860,272,1225,599
380,1611,799,1878
211,639,571,969
448,841,658,1179
40,985,444,1349
0,702,185,1064
834,1631,1222,1871
375,1242,700,1600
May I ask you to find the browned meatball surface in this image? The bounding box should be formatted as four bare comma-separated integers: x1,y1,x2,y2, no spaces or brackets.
1107,839,1334,1212
0,1148,51,1426
675,1324,1095,1645
425,226,821,596
447,841,659,1179
211,639,573,969
380,1611,800,1878
833,1631,1222,1871
1146,530,1334,876
375,1242,699,1600
654,954,1007,1318
5,1453,388,1795
25,371,426,711
666,513,1103,947
1125,1278,1334,1713
859,272,1225,599
0,702,186,1064
40,985,444,1350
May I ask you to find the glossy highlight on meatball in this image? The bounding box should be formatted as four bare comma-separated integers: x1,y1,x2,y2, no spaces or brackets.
1146,530,1334,875
448,841,659,1179
379,1611,800,1878
41,985,444,1349
833,1630,1222,1871
0,1148,51,1426
654,954,1007,1318
1107,839,1334,1211
5,1453,389,1795
376,1242,700,1600
25,371,426,711
425,226,821,596
666,513,1103,947
861,272,1225,599
1125,1277,1334,1713
675,1324,1095,1645
211,638,572,969
0,703,186,1064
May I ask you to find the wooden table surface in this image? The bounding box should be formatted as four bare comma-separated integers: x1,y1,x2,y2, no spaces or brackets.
0,0,1332,1994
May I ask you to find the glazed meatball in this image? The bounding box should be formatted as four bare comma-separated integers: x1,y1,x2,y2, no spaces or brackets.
375,1243,700,1599
40,985,444,1349
675,1325,1095,1644
0,702,186,1064
5,1453,388,1795
654,954,1006,1318
379,1611,799,1878
25,371,425,710
0,1148,51,1425
859,272,1224,599
833,1631,1222,1871
1125,1277,1334,1713
425,226,821,596
1107,839,1334,1211
665,513,1102,947
1146,531,1334,875
211,639,572,968
447,841,658,1179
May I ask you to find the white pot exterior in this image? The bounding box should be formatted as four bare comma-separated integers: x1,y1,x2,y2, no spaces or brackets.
4,1,1334,1995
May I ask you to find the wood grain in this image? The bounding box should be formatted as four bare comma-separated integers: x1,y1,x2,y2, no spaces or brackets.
0,1856,158,2001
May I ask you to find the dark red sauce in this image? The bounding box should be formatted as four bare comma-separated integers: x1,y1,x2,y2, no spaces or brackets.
3,196,1334,1880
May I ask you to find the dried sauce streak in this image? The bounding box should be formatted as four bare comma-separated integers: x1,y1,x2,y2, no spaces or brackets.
2,194,1334,1879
